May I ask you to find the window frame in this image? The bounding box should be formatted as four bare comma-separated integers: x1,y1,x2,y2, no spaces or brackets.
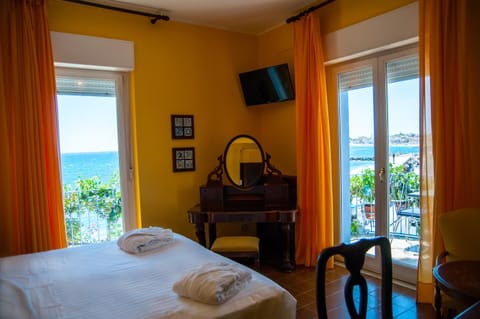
55,67,137,233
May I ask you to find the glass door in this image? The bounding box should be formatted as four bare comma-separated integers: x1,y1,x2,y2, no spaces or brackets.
56,68,136,246
338,63,377,242
384,55,420,269
337,47,419,283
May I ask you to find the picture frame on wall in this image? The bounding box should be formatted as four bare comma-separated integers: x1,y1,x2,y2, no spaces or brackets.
172,147,195,172
171,114,194,139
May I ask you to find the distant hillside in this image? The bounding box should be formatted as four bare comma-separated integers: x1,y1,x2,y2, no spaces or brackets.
350,133,419,145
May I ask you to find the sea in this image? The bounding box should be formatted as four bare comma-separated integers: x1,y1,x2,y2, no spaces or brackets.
59,145,419,185
60,151,119,186
349,144,419,172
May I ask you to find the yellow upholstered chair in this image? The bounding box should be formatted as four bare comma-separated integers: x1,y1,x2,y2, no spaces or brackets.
436,208,480,318
211,236,260,269
438,208,480,262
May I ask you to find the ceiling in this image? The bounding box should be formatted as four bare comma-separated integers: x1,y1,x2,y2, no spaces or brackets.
81,0,319,35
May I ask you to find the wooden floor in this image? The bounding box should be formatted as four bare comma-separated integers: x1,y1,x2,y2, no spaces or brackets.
258,264,436,319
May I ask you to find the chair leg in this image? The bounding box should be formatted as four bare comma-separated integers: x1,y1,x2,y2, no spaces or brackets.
435,280,442,319
254,256,260,269
446,308,456,319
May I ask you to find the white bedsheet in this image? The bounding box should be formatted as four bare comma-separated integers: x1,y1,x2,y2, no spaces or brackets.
0,233,296,319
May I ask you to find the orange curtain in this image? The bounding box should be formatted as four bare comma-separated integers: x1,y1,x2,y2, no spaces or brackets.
293,13,334,267
0,0,67,256
417,0,480,303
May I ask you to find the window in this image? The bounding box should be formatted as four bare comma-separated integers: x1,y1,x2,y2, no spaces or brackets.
56,68,136,245
333,45,419,284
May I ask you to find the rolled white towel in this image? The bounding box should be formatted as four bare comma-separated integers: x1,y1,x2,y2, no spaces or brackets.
117,227,174,254
173,262,252,305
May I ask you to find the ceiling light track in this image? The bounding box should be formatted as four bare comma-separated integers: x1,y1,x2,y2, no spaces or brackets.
286,0,335,24
63,0,170,24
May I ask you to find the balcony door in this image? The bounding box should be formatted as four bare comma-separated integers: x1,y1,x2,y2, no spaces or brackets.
56,68,136,246
336,46,420,283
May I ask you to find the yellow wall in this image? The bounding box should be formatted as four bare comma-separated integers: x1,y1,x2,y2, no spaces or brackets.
47,0,416,241
316,0,417,33
255,25,297,176
48,0,259,239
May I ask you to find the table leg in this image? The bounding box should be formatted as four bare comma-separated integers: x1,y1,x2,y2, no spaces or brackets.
194,223,206,247
435,280,442,319
208,223,217,249
280,223,295,272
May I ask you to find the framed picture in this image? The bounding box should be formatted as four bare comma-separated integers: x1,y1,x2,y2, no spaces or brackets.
171,114,194,139
172,147,195,172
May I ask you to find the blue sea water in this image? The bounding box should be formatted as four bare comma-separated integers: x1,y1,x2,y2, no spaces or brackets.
60,151,119,186
350,145,419,158
350,144,419,172
59,146,419,185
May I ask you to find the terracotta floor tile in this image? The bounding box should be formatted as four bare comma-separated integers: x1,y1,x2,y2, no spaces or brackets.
258,264,435,318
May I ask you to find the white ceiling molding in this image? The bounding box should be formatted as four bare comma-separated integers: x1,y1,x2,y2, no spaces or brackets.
51,31,134,71
323,2,419,65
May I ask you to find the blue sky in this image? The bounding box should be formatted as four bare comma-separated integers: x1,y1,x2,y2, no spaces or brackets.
57,95,118,154
348,79,419,138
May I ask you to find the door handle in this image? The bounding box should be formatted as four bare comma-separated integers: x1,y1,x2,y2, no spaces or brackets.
379,167,385,183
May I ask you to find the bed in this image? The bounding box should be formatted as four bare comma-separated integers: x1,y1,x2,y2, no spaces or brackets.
0,232,296,319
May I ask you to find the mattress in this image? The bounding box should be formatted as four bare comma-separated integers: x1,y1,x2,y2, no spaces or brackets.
0,233,296,319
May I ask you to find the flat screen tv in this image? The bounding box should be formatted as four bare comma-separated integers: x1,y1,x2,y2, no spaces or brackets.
239,63,295,106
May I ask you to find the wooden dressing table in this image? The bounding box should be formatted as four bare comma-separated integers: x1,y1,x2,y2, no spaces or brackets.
188,135,298,272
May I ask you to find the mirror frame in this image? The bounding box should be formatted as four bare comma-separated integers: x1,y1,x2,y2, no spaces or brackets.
223,134,265,189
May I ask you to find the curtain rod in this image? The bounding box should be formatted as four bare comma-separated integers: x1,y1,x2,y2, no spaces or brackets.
63,0,170,24
286,0,335,24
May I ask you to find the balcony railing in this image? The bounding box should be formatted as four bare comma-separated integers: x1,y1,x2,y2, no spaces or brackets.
63,177,122,246
349,164,420,266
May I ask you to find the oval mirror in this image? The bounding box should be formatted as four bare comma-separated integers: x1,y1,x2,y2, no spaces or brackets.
224,135,265,189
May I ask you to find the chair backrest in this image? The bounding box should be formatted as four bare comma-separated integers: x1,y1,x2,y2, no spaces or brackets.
438,208,480,262
315,236,393,319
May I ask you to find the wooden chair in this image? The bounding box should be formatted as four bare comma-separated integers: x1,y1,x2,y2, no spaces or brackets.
211,236,260,268
316,236,393,319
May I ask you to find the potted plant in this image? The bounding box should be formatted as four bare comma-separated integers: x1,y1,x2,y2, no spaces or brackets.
389,163,420,209
360,167,375,218
349,167,376,224
351,218,361,235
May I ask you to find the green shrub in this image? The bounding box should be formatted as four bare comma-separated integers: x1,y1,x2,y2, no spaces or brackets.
63,174,122,245
350,164,419,205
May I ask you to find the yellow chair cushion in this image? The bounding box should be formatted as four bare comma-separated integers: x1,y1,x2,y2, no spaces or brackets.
211,236,259,253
